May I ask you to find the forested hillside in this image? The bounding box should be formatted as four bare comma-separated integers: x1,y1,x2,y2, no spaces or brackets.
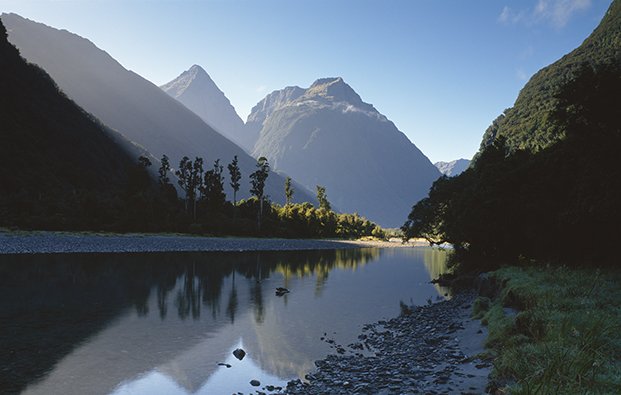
403,0,621,269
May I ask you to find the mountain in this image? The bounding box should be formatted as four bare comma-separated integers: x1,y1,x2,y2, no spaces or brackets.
0,19,143,228
250,77,441,227
479,0,621,153
1,13,313,204
245,86,305,151
434,159,470,176
160,65,249,151
403,0,621,267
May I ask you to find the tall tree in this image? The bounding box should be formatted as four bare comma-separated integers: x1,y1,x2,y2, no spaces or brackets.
176,156,192,214
250,157,270,230
158,154,171,186
316,185,331,211
204,159,226,211
285,176,294,206
190,157,204,220
175,156,203,219
227,155,241,206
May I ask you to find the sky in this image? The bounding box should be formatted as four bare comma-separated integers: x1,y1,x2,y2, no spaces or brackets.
0,0,611,162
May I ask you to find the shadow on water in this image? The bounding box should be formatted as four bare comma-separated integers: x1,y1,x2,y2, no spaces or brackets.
0,247,448,394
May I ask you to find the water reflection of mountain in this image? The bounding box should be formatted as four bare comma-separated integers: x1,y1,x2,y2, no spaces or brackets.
0,248,383,394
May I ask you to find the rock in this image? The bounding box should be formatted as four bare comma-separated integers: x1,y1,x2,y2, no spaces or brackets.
233,348,246,360
275,287,290,296
250,379,261,386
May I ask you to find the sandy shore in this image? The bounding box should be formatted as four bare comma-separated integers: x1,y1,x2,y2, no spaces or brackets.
0,231,428,254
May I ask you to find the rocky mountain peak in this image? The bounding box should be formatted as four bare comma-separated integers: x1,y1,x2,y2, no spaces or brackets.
161,64,219,99
303,77,363,105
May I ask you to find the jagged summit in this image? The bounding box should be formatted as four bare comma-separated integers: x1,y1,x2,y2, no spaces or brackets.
304,77,363,105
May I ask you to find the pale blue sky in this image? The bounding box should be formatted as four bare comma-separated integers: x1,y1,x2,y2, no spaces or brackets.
0,0,611,162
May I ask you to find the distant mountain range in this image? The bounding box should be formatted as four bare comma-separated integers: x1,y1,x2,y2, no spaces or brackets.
2,12,442,226
159,65,444,226
1,13,313,205
248,77,441,227
0,18,141,227
434,159,470,176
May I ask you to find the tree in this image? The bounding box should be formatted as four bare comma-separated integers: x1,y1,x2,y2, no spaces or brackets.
316,185,331,211
138,155,152,168
190,157,204,220
285,176,294,206
158,154,171,186
227,155,241,206
250,157,270,230
176,156,192,214
204,159,226,211
175,156,203,219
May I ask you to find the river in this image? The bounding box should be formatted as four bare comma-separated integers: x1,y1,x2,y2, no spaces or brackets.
0,247,449,394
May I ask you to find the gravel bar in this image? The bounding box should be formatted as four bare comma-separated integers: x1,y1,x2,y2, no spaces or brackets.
277,292,491,395
0,232,371,254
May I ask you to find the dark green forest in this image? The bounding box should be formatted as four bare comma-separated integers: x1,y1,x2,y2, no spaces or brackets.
0,19,383,239
402,0,621,271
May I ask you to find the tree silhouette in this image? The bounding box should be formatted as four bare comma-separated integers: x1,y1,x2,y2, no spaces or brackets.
204,159,226,212
285,176,294,206
227,155,241,206
316,185,331,211
250,157,270,231
176,156,192,214
158,154,171,186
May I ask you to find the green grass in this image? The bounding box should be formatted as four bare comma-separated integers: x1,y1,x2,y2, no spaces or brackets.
475,265,621,394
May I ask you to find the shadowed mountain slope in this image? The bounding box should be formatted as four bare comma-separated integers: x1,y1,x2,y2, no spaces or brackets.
0,19,145,228
1,13,313,204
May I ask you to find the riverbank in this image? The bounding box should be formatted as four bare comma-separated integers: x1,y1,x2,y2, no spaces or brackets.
276,291,491,394
0,230,427,254
475,265,621,394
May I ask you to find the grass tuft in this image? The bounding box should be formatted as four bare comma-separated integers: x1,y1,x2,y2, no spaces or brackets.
481,265,621,394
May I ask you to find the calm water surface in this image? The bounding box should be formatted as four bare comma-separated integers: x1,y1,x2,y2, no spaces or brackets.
0,247,449,394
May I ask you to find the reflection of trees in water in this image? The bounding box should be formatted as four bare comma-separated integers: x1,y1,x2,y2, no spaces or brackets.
422,248,451,297
271,249,381,298
0,248,380,393
225,271,238,324
175,269,201,320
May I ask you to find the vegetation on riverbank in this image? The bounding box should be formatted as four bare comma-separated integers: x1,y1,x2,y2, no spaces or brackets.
474,265,621,394
1,151,385,239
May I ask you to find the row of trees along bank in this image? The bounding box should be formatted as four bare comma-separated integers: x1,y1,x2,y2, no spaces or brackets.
129,154,386,239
